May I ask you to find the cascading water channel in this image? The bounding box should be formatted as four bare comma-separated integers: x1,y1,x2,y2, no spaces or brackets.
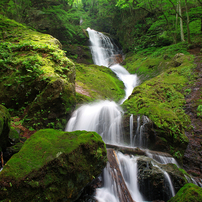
146,150,180,167
117,152,144,202
66,28,178,201
66,28,138,142
152,163,175,198
65,100,124,144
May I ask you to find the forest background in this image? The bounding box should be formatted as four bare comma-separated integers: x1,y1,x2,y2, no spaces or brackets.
0,0,202,53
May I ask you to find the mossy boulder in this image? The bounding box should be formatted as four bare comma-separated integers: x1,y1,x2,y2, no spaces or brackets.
0,129,107,202
75,63,125,103
122,53,196,159
0,15,76,130
137,156,191,201
8,127,20,144
168,183,202,202
0,105,10,152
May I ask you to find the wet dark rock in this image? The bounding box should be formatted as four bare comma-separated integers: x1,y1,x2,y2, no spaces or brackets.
137,156,189,201
123,114,156,148
0,105,10,152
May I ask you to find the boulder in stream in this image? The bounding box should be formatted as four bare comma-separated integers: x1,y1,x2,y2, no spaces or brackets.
137,156,191,201
0,129,107,202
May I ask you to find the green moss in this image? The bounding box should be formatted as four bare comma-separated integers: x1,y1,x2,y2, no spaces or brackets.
168,183,202,202
0,129,106,179
0,129,107,201
124,42,192,83
75,63,125,103
8,127,19,141
122,52,195,156
197,105,202,117
0,15,76,130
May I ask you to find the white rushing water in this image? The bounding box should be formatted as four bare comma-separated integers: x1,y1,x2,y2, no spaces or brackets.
87,27,120,67
66,28,177,202
152,163,175,198
132,115,150,148
146,151,180,167
96,163,120,202
117,152,144,202
66,28,138,144
87,27,138,103
66,100,123,144
130,114,133,147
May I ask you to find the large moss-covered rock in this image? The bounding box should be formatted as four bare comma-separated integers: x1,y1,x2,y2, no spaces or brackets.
0,129,107,202
122,53,196,159
0,105,10,152
75,63,125,103
0,15,76,130
168,183,202,202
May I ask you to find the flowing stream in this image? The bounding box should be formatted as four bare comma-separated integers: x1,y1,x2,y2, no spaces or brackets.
66,28,177,201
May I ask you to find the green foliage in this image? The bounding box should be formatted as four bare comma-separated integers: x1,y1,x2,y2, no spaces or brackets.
122,50,195,155
124,42,190,83
0,15,76,130
197,105,202,117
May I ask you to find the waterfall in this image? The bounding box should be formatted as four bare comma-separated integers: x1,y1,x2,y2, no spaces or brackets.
134,115,150,148
66,100,123,144
66,28,177,202
152,163,175,198
96,163,120,202
117,152,144,202
87,28,138,103
129,114,133,147
146,150,180,167
87,27,120,67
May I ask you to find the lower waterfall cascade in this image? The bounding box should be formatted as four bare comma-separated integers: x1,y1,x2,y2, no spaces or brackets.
65,28,200,202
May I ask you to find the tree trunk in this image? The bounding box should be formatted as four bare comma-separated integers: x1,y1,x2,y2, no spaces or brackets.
174,4,179,44
185,0,191,44
107,149,134,202
1,152,4,168
106,144,172,157
179,0,185,41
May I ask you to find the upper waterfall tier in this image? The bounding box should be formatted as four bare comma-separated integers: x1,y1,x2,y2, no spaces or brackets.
86,28,138,103
87,27,122,67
